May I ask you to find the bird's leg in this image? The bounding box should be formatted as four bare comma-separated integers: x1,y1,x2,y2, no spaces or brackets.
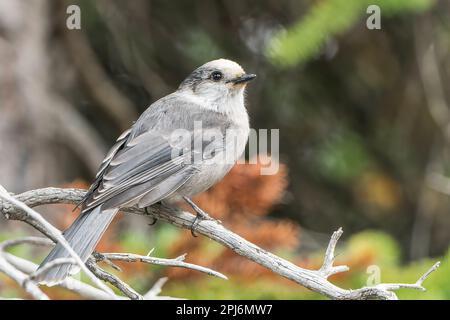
183,197,220,237
145,207,158,226
183,197,213,220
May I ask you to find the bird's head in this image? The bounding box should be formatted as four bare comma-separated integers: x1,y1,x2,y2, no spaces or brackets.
178,59,256,101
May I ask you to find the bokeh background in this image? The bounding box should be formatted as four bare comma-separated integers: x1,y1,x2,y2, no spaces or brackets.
1,0,450,299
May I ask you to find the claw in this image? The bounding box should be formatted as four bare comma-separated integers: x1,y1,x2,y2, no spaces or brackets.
190,215,200,237
145,207,158,226
183,197,215,237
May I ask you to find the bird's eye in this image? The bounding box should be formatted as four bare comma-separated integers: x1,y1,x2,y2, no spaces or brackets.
210,71,223,82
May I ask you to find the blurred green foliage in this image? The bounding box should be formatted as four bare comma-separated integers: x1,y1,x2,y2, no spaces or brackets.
161,230,448,300
267,0,434,66
184,30,225,65
315,129,372,183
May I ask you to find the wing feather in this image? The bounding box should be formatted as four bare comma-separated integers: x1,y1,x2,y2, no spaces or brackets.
80,93,230,212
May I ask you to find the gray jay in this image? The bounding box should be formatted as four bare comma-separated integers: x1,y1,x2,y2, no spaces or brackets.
37,59,256,285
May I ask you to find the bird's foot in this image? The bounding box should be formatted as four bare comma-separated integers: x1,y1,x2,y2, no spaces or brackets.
183,197,221,237
145,207,158,226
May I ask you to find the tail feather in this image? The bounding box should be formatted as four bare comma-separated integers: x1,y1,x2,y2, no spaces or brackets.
36,206,118,286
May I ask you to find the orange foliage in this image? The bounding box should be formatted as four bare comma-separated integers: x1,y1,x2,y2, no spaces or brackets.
188,157,289,219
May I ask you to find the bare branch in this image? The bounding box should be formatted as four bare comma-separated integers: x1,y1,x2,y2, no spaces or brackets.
97,252,227,280
317,228,349,278
417,261,441,286
0,235,122,299
92,252,122,272
367,264,439,298
4,253,125,300
0,187,441,300
89,251,226,299
144,277,168,299
86,258,143,300
0,235,219,299
0,185,116,298
85,259,183,300
0,237,53,251
0,254,48,300
376,261,441,292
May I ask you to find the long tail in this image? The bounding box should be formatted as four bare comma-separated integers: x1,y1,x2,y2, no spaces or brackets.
36,206,118,286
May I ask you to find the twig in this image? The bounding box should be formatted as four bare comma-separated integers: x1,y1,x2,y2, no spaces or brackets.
92,252,122,272
0,187,441,300
0,237,186,300
86,258,143,300
0,237,53,251
369,262,441,293
0,185,116,298
0,254,49,300
0,236,123,299
0,235,220,299
4,253,125,300
97,252,227,280
0,237,220,300
317,228,349,277
144,277,169,299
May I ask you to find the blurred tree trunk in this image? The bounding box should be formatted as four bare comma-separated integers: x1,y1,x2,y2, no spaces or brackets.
0,0,106,192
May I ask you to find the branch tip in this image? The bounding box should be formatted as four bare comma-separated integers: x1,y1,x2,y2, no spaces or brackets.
416,261,440,286
146,248,155,256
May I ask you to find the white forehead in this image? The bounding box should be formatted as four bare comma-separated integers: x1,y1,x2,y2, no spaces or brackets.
202,59,244,74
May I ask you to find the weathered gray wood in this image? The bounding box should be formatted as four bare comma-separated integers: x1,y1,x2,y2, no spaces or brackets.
0,187,440,300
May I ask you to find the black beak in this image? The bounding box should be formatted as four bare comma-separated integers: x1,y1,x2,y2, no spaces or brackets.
229,73,257,85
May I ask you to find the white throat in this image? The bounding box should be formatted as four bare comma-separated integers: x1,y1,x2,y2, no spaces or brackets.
176,88,249,128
